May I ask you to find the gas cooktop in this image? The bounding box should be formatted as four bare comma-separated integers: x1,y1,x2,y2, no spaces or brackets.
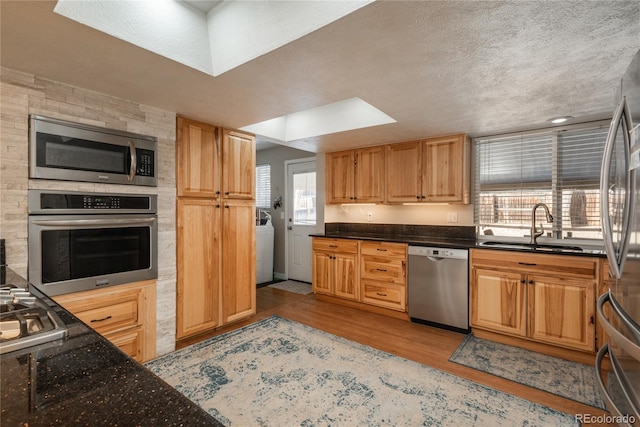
0,283,67,354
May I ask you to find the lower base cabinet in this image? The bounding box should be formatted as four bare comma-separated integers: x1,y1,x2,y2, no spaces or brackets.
176,198,256,340
54,280,156,362
311,238,408,312
470,249,597,353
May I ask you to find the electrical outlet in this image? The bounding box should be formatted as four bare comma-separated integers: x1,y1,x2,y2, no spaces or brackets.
280,212,285,220
446,212,458,223
367,211,374,222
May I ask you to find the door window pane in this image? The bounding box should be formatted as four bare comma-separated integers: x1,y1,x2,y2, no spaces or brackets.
293,172,316,225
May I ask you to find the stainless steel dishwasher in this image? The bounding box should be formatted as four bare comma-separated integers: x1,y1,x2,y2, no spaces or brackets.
407,246,469,333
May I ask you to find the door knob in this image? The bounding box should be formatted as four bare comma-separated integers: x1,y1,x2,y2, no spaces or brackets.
287,226,293,230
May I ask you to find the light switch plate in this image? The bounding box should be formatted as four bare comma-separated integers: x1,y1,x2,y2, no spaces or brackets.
447,212,458,223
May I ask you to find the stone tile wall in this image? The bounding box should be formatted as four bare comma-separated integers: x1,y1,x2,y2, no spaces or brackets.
0,67,177,355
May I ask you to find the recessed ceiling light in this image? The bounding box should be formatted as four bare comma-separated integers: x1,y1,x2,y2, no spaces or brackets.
548,116,574,124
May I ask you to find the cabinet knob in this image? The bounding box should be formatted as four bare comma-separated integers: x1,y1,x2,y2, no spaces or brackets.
225,192,230,196
520,279,526,284
215,204,220,208
528,280,534,285
421,195,426,199
416,195,421,199
225,205,230,208
215,191,220,195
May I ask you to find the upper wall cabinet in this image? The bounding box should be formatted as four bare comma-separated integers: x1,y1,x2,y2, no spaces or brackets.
177,117,255,200
222,130,256,200
386,134,470,204
326,146,385,204
177,117,220,198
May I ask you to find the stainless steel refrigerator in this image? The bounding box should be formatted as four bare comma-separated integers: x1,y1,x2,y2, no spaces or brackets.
596,48,640,426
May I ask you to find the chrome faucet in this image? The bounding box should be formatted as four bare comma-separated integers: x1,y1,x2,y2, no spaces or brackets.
530,203,553,245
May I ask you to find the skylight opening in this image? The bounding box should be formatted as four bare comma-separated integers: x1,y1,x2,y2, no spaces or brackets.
239,98,396,142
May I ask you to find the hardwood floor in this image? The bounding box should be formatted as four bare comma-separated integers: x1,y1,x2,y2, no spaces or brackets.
177,287,612,426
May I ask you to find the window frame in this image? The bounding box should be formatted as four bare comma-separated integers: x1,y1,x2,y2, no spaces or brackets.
474,120,611,245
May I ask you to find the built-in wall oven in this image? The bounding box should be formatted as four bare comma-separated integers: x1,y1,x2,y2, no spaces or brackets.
28,190,157,296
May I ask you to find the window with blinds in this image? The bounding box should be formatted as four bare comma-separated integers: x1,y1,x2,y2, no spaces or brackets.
255,164,271,209
474,121,610,242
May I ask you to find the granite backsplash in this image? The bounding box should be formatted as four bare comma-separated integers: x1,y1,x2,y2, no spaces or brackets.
324,223,476,241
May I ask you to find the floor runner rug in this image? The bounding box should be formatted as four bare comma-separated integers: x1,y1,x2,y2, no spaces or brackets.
146,316,578,426
449,334,605,410
267,280,312,294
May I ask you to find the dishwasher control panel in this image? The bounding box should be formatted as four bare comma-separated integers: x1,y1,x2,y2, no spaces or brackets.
408,246,468,259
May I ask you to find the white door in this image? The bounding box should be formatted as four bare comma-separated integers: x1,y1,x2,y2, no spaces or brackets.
286,159,316,282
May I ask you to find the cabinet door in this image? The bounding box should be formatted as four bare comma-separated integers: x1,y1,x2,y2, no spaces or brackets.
385,141,422,203
354,146,385,203
326,151,355,203
422,134,469,203
177,117,220,198
221,200,256,323
471,268,526,337
528,275,596,352
176,198,221,338
334,253,359,300
312,251,333,295
222,130,255,199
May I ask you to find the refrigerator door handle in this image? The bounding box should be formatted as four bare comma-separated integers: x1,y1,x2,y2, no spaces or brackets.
597,292,640,361
600,96,635,279
596,344,638,425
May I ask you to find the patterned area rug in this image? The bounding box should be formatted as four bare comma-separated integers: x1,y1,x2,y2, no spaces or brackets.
146,316,577,426
267,280,312,295
449,334,605,410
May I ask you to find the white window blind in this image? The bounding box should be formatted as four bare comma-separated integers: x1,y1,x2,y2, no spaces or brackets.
474,121,610,241
255,164,271,209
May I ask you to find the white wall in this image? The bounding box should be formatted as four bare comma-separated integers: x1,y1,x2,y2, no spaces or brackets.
0,67,177,356
325,203,474,226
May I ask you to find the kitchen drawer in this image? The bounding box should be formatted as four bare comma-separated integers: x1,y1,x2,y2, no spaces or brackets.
360,256,406,284
361,279,406,312
312,238,359,254
360,241,407,258
55,288,141,334
105,327,144,361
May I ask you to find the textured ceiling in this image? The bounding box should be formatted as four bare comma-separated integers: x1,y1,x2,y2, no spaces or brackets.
1,1,639,153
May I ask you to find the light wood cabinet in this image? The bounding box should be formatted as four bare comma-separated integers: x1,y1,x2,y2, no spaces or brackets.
176,117,256,340
326,146,385,204
221,200,256,323
386,134,470,204
470,249,598,352
222,130,255,199
176,198,221,338
54,280,156,362
312,238,359,300
360,241,407,311
176,117,220,198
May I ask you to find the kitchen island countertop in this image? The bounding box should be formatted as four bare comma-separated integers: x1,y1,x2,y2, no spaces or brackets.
0,267,221,427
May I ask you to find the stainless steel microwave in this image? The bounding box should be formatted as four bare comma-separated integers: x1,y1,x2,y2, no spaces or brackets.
29,115,157,186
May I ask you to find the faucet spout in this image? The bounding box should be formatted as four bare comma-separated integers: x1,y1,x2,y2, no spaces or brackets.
530,203,553,245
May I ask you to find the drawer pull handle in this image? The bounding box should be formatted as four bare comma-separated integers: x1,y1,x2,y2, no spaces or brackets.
518,262,537,266
376,248,388,252
376,292,388,297
329,245,338,248
90,315,112,323
376,268,388,272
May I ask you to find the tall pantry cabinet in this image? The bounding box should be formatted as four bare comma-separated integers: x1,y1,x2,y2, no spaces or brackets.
175,117,256,340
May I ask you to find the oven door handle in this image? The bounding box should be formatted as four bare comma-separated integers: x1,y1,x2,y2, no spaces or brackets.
128,139,137,182
31,218,156,227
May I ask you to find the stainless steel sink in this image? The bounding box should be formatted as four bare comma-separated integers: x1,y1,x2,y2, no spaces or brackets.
480,241,584,253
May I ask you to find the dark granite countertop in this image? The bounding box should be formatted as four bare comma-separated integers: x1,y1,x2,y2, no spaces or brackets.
312,223,606,257
1,268,221,427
